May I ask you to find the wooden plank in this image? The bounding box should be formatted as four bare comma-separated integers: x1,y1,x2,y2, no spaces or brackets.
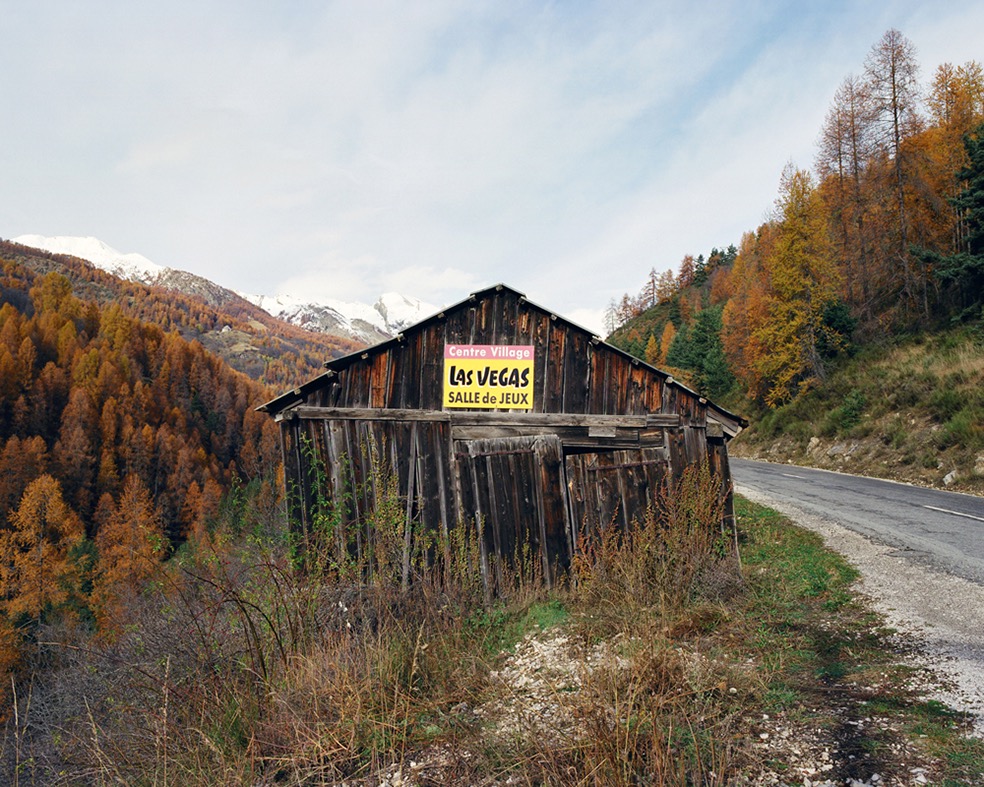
402,422,418,590
545,320,567,412
450,424,654,449
464,450,491,603
475,297,493,341
454,411,649,428
370,352,388,408
420,324,444,410
402,332,423,409
451,424,566,440
531,310,551,414
564,453,585,537
350,358,373,408
448,437,466,535
293,406,453,422
385,341,406,409
290,406,674,430
443,303,472,345
490,287,506,343
429,422,453,546
627,365,649,414
610,354,631,414
563,328,589,414
531,439,551,586
646,414,682,427
588,345,609,414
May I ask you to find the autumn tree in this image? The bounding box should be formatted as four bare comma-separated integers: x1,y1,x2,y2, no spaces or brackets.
865,28,925,316
923,122,984,317
0,475,85,622
655,269,676,304
0,252,284,585
658,321,676,367
923,62,984,254
643,267,659,308
678,255,696,288
644,333,660,365
52,387,99,518
722,230,773,398
817,74,876,316
708,266,733,304
754,167,844,405
0,436,48,531
92,475,166,628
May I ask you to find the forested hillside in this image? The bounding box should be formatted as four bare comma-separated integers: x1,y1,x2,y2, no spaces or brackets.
0,239,362,388
0,259,284,531
0,253,290,673
609,30,984,489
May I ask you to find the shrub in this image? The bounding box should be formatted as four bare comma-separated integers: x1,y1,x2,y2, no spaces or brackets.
936,409,984,451
823,389,866,435
929,388,963,423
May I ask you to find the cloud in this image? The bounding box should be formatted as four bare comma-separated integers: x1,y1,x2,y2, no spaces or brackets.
3,1,981,323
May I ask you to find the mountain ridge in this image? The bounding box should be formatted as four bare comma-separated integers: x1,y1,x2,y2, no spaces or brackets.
11,234,434,346
1,237,360,389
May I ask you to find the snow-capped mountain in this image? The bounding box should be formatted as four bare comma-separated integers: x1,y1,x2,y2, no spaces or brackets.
14,234,165,282
11,235,433,344
240,292,433,346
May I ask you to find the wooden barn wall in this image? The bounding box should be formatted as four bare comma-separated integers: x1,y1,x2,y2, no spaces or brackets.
283,416,456,573
565,448,669,534
278,289,738,589
283,416,580,588
453,435,571,590
308,289,705,420
281,417,729,586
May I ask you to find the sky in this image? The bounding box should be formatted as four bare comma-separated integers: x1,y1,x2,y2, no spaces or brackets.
3,1,983,334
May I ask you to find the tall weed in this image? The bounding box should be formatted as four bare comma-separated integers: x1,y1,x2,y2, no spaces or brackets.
572,460,739,624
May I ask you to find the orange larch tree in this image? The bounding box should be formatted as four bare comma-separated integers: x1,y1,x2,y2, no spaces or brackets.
754,167,843,405
92,475,166,629
0,474,85,622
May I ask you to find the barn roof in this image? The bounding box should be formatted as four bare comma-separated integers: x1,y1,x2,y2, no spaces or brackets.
257,283,745,434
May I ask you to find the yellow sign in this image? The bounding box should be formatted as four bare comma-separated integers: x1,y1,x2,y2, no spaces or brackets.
443,344,534,409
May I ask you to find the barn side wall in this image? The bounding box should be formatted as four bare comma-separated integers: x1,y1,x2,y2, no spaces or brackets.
277,288,736,589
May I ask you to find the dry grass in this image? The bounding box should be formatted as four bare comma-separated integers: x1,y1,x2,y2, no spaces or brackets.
7,461,981,785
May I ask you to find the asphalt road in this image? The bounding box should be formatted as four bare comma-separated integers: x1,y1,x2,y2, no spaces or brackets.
731,458,984,585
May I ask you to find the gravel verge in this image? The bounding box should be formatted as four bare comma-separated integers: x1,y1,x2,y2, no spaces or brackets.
736,483,984,738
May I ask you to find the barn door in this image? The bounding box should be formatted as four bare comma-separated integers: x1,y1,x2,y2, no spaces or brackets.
452,435,572,591
565,448,668,539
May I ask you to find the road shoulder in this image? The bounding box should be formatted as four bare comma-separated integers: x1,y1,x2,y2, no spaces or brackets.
736,484,984,738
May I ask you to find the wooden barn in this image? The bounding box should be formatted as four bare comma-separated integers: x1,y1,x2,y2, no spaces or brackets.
258,284,744,589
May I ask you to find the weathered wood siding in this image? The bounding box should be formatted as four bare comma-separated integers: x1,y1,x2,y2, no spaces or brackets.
270,286,740,591
305,289,674,417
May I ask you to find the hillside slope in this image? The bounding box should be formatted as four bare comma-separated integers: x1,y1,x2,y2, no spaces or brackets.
12,234,436,347
0,239,361,389
729,328,984,494
0,257,282,543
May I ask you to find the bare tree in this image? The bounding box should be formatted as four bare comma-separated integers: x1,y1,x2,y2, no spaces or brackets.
817,74,876,316
864,28,924,315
